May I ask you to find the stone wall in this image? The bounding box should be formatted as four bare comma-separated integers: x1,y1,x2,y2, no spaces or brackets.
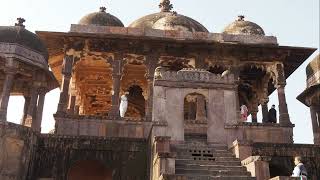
0,122,38,180
226,123,294,146
152,68,238,143
55,115,153,139
251,143,320,180
31,135,148,180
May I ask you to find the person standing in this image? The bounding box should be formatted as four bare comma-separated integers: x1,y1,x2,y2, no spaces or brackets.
240,104,248,121
292,156,308,179
268,104,277,123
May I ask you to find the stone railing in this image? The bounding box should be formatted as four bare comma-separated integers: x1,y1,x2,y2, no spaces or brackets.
155,67,235,84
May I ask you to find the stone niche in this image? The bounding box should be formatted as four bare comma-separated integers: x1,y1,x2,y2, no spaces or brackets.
0,122,37,180
152,68,237,144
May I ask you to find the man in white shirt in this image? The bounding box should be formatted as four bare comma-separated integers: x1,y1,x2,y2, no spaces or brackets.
292,156,308,179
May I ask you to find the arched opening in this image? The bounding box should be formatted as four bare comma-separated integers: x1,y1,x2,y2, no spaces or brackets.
184,93,206,121
67,160,112,180
125,85,145,118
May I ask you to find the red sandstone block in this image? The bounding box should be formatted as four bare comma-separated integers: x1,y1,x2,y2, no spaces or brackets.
127,27,144,36
193,32,209,40
108,26,128,35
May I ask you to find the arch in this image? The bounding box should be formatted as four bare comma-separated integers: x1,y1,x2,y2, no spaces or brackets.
67,160,113,180
184,93,207,121
125,85,146,118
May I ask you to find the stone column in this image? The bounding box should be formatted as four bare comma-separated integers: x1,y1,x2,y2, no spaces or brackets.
251,105,258,123
261,99,269,123
310,105,320,144
275,64,291,125
57,55,73,114
25,85,39,127
68,95,76,115
145,55,158,121
196,95,206,121
277,85,291,125
108,54,123,117
0,68,16,121
32,88,47,132
21,96,31,125
232,67,241,122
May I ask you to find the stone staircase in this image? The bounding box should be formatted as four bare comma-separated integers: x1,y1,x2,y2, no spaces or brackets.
170,137,255,180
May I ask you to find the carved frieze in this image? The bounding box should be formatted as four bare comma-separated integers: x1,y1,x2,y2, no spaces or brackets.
155,67,235,84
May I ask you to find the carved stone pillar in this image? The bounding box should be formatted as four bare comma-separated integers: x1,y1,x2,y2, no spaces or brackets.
32,88,47,132
310,105,320,144
145,55,158,121
57,55,73,114
25,85,39,127
0,68,16,121
261,98,269,123
21,96,31,125
196,95,206,121
232,66,241,122
251,105,258,123
68,95,76,115
109,54,123,118
274,63,291,125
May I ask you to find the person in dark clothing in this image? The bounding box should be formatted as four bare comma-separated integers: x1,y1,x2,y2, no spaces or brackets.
268,104,277,123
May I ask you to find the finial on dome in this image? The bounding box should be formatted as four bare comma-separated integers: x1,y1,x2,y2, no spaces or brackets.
159,0,173,12
99,6,106,12
15,17,25,28
237,15,245,21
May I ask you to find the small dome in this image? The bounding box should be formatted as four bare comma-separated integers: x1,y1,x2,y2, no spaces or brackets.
0,18,48,59
78,7,124,27
223,16,265,36
129,0,208,33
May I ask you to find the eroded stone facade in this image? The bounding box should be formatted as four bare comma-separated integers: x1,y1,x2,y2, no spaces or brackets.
0,1,319,180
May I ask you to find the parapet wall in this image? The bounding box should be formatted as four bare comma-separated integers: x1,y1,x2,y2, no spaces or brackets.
70,24,278,45
0,122,38,180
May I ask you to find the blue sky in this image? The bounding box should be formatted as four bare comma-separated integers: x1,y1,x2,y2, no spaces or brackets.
1,0,319,143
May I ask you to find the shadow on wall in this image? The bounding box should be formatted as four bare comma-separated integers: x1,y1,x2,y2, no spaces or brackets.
67,160,113,180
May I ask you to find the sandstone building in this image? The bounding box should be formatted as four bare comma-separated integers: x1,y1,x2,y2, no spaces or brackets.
0,1,319,180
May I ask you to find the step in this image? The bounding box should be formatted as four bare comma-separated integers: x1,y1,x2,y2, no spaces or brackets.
175,164,247,171
177,155,238,161
176,159,241,166
176,168,251,176
177,150,233,156
173,174,256,180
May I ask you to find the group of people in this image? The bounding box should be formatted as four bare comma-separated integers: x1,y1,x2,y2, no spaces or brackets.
240,104,277,123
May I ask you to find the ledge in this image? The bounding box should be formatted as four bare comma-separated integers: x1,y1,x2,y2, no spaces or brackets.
225,122,295,128
69,24,278,45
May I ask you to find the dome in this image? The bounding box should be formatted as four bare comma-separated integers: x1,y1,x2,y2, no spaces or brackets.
129,0,208,33
78,7,124,27
0,18,48,59
223,16,265,36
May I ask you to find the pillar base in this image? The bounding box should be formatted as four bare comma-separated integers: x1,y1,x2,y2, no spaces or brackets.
314,133,320,145
0,110,7,121
279,113,292,125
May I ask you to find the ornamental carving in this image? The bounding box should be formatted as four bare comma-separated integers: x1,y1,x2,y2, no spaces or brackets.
155,67,235,84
